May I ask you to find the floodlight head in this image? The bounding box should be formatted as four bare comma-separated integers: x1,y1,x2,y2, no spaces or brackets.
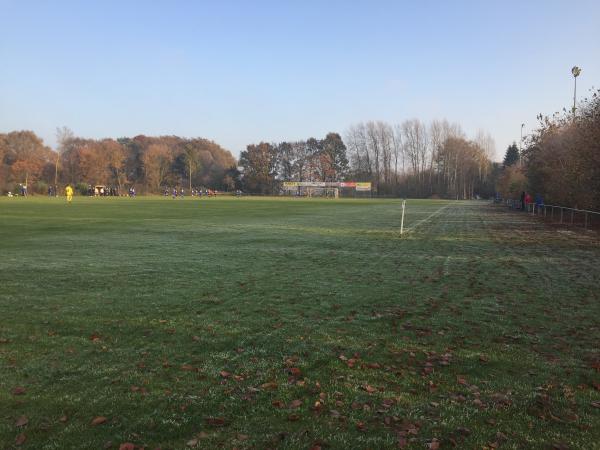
571,66,581,77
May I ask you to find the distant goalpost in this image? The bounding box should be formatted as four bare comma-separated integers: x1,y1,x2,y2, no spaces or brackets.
281,181,372,198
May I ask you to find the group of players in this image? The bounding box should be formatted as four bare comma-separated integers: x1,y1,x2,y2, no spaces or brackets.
9,184,234,203
86,185,123,197
163,187,219,198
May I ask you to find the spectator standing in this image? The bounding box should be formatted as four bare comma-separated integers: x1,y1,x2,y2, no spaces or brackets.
520,191,526,211
535,194,543,208
524,192,532,212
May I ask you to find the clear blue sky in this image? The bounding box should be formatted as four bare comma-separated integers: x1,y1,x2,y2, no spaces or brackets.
1,0,599,160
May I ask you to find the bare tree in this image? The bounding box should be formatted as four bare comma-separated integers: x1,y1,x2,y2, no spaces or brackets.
366,121,382,192
55,126,74,188
345,123,371,180
391,124,403,189
401,119,428,195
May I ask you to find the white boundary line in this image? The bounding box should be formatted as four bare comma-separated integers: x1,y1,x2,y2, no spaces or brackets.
403,203,451,235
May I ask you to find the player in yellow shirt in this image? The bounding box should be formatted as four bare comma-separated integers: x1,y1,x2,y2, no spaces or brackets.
65,184,73,203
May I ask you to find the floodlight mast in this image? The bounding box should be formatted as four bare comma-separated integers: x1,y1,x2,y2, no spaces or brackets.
519,123,525,166
571,66,581,119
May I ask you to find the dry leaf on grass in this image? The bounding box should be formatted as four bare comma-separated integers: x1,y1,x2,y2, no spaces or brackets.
12,386,26,395
91,416,108,426
15,416,28,427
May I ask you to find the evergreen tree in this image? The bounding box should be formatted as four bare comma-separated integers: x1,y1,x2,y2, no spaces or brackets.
503,143,520,167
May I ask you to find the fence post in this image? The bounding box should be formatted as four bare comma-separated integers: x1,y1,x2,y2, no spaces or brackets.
585,212,588,229
571,209,574,224
560,208,563,224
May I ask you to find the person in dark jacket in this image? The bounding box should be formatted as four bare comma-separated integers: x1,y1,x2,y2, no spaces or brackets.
520,191,526,211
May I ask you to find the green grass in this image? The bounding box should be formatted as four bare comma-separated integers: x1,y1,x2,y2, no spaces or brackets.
0,196,599,449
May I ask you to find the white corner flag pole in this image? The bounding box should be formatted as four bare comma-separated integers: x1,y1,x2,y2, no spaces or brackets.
400,200,406,235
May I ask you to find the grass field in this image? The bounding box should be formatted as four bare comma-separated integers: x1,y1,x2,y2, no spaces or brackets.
1,196,599,450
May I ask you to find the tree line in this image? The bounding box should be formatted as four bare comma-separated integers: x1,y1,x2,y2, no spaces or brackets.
0,128,238,195
345,120,496,198
240,123,497,199
238,133,349,194
2,121,498,199
497,88,600,211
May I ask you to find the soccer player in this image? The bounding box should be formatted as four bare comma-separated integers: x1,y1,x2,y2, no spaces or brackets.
65,184,74,203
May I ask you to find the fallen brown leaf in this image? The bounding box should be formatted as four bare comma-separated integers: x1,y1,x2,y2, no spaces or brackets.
12,386,26,395
261,382,278,390
15,416,28,427
91,416,108,426
362,384,377,393
205,417,227,427
455,427,471,436
15,433,26,446
289,399,303,409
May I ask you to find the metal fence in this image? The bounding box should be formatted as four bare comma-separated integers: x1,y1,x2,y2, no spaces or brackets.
505,199,600,230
